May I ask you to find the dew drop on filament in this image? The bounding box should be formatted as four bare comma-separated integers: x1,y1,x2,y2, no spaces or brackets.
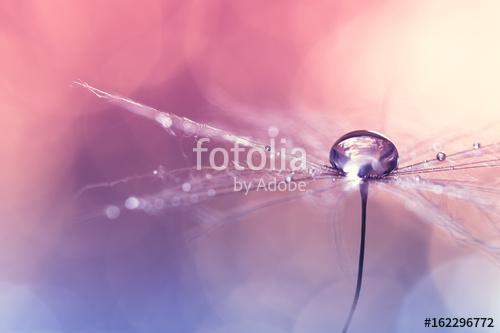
436,151,447,161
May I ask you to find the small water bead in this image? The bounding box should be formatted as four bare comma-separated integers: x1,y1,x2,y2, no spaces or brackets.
125,196,140,210
264,145,272,152
330,130,399,179
153,165,166,178
473,142,481,150
414,175,422,182
104,205,120,219
285,174,293,183
436,152,446,161
308,168,317,176
267,126,279,137
182,182,192,192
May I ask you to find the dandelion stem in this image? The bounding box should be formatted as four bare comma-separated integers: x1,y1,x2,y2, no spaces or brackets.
342,181,369,333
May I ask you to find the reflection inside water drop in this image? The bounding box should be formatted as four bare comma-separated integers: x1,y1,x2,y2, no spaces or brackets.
330,130,399,179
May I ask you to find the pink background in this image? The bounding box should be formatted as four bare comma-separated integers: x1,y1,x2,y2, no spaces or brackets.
1,0,500,332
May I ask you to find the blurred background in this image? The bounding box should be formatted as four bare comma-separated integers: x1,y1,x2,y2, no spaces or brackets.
1,0,500,332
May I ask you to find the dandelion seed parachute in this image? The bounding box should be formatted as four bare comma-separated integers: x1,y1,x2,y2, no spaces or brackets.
74,82,500,332
329,130,400,333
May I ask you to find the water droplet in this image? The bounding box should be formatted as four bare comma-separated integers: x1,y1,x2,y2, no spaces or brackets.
414,175,421,182
473,142,481,150
330,130,399,179
182,182,192,192
436,152,446,161
153,165,166,178
267,126,279,137
125,196,140,210
285,174,293,183
264,145,272,152
104,205,120,219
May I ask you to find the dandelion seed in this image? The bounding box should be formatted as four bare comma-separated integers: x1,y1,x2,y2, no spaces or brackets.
329,130,400,333
74,82,500,333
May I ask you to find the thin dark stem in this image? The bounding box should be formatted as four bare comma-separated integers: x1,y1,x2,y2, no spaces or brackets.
342,181,369,333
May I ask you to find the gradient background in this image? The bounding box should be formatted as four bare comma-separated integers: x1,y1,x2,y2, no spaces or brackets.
1,0,500,332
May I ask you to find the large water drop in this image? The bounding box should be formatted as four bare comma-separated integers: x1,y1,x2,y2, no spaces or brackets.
330,130,399,179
